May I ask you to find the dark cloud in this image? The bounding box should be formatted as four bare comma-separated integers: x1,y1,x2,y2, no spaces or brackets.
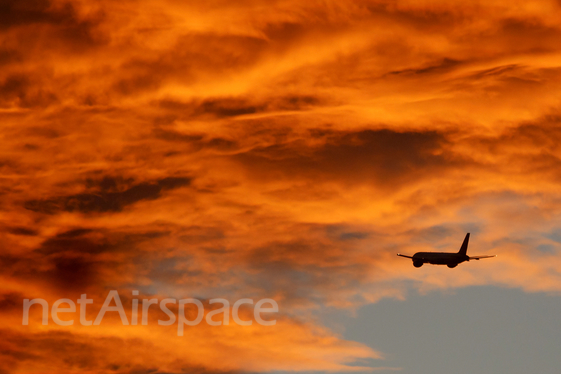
0,0,108,63
389,58,462,76
153,128,239,155
152,128,206,143
0,292,24,312
49,256,98,290
366,3,463,32
0,74,28,96
0,0,105,50
38,229,112,256
5,226,38,236
0,225,177,296
157,97,263,118
262,22,307,46
236,128,458,187
85,176,136,192
0,74,58,108
272,95,322,111
0,73,58,108
497,17,561,51
156,94,323,121
195,98,264,117
0,249,103,293
113,70,166,97
25,176,191,214
468,64,523,80
0,0,65,29
36,226,171,256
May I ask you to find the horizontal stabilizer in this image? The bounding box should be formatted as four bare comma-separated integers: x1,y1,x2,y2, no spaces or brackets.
469,255,497,260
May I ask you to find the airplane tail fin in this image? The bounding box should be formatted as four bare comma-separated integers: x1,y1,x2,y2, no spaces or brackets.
458,233,470,255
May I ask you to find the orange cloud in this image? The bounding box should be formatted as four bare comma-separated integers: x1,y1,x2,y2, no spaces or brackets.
3,0,561,372
2,294,381,373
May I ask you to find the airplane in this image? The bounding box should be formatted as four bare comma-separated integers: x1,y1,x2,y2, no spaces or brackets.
397,233,496,268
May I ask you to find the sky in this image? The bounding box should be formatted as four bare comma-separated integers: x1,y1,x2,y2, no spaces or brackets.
1,0,561,373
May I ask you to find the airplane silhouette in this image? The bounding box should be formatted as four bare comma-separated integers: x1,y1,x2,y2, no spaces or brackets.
397,233,496,268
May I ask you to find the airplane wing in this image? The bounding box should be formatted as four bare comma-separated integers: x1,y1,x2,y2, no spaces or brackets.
397,253,414,259
469,255,497,260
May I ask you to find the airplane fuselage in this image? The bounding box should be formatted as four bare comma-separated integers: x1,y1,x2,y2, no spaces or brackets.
412,252,469,268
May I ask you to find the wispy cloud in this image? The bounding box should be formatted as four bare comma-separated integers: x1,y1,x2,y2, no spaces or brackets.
2,0,561,372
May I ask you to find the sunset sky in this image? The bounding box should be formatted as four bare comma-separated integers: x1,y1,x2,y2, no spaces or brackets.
2,0,561,373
